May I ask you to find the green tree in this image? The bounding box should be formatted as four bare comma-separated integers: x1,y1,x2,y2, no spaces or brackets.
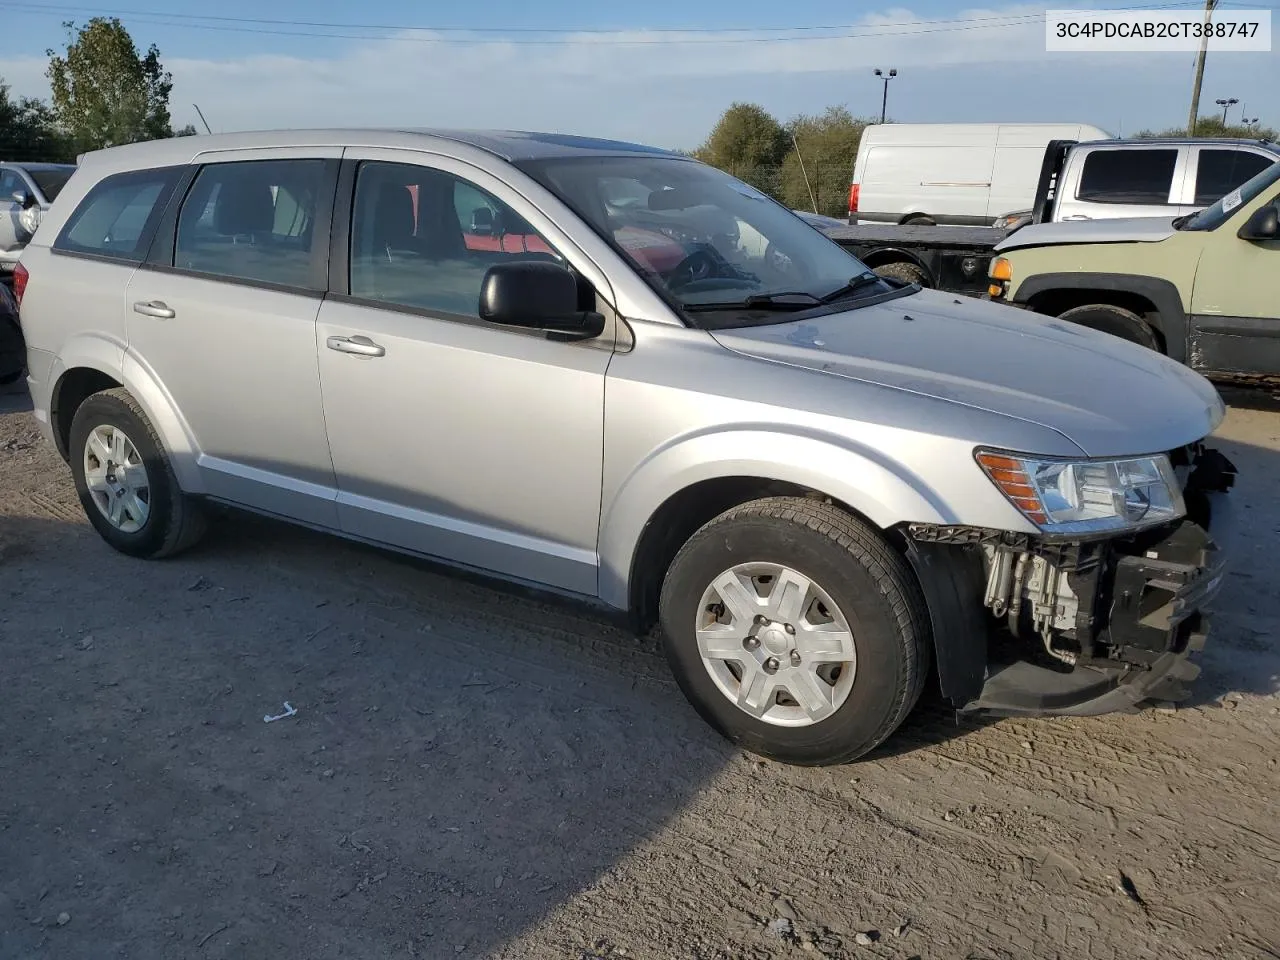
46,17,175,152
781,106,871,217
693,102,790,197
1135,115,1277,140
0,80,74,162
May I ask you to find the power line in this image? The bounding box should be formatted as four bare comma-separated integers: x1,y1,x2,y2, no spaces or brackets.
0,0,1241,46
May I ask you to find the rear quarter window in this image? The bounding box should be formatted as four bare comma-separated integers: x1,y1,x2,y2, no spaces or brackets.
53,166,183,262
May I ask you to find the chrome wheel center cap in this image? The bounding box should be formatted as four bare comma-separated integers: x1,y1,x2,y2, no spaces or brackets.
759,624,791,656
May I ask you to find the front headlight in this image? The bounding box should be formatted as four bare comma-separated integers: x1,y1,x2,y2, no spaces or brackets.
977,449,1185,535
18,205,43,237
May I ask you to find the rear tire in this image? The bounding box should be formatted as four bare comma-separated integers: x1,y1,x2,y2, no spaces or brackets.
658,497,931,766
1057,303,1162,352
902,214,935,226
872,261,929,287
69,387,207,559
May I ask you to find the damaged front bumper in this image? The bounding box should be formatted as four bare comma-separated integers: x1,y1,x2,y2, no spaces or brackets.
905,444,1235,718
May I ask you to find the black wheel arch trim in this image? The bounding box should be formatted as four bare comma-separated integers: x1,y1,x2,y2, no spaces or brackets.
1013,272,1188,363
903,537,989,707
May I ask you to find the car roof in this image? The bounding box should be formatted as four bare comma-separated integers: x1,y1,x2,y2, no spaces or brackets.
1077,137,1279,151
0,161,77,171
76,127,686,168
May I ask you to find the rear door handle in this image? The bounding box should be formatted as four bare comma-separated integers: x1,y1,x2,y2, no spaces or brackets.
326,335,385,358
133,300,175,319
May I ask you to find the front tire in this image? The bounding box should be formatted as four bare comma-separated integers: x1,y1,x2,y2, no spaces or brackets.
658,497,931,766
69,387,207,558
1057,303,1162,352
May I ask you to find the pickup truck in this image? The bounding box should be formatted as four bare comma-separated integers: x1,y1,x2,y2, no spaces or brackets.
822,138,1280,296
985,157,1280,380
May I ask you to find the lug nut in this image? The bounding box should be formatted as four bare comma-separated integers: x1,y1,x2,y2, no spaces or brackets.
790,651,802,666
763,657,780,674
744,636,760,650
784,623,795,635
754,614,768,625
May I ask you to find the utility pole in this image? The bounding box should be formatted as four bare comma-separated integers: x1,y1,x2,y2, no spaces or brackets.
873,68,897,124
1187,0,1218,135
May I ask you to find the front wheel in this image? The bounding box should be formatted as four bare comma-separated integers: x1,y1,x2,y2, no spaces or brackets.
658,497,931,766
1057,303,1162,352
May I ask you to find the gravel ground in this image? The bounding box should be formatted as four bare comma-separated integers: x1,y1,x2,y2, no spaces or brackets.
1,380,1278,960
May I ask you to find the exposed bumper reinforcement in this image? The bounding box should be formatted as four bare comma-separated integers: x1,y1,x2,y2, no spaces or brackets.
958,519,1223,718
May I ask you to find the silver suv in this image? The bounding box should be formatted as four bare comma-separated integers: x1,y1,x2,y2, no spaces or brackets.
15,129,1235,765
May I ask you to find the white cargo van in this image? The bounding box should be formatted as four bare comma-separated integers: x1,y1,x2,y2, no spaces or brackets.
848,122,1111,226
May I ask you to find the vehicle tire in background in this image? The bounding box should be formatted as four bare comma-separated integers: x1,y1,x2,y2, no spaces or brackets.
1057,303,1162,352
69,387,208,559
902,214,936,226
871,261,930,287
658,497,931,766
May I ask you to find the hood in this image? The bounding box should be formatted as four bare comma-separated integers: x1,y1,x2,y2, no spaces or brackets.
994,216,1178,252
710,288,1224,459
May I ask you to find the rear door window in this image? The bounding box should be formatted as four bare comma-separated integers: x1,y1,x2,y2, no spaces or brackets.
173,158,326,290
53,166,183,262
1194,150,1277,206
1077,149,1178,204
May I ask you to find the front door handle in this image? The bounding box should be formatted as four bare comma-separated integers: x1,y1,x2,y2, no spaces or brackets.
326,335,386,358
133,300,175,319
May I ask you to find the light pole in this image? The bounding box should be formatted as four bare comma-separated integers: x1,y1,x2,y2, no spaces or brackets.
873,68,897,124
1215,97,1239,125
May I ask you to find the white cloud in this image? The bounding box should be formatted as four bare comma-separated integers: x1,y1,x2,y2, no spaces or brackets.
2,4,1275,149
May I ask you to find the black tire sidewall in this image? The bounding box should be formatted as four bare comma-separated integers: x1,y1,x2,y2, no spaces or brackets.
1061,305,1161,351
659,512,918,765
69,393,178,558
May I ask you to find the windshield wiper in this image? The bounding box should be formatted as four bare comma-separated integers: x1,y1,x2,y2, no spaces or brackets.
820,271,888,303
683,291,822,313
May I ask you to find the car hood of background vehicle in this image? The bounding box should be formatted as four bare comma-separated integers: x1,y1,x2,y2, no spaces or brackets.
709,288,1224,458
993,216,1178,252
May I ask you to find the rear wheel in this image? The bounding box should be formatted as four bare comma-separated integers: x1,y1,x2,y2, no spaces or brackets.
1057,303,1162,352
658,497,930,766
902,214,935,226
69,387,207,558
872,260,929,287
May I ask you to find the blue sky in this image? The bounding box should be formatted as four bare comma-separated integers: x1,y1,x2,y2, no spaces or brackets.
0,1,1275,148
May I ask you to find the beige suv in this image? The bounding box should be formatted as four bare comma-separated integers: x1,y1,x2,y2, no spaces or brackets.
988,158,1280,378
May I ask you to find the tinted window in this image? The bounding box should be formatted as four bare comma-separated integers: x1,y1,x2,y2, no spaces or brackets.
348,161,562,317
175,159,325,289
1077,149,1178,204
29,168,75,202
1194,150,1277,206
54,166,181,261
0,170,25,199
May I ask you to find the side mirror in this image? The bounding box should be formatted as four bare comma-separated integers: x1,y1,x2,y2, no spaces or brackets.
479,261,605,338
12,191,36,209
1238,205,1279,242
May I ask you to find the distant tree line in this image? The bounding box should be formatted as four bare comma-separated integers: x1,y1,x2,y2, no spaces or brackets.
1,17,195,164
692,102,1276,218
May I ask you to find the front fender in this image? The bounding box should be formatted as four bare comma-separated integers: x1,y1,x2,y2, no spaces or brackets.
596,426,962,611
48,336,204,494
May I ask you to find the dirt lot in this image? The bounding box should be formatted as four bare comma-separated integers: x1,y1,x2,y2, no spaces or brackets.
0,380,1277,960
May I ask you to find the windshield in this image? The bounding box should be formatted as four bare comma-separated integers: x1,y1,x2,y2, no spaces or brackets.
28,167,75,202
516,155,891,324
1178,157,1280,232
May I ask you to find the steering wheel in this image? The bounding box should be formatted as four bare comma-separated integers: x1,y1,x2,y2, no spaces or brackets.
665,249,723,290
